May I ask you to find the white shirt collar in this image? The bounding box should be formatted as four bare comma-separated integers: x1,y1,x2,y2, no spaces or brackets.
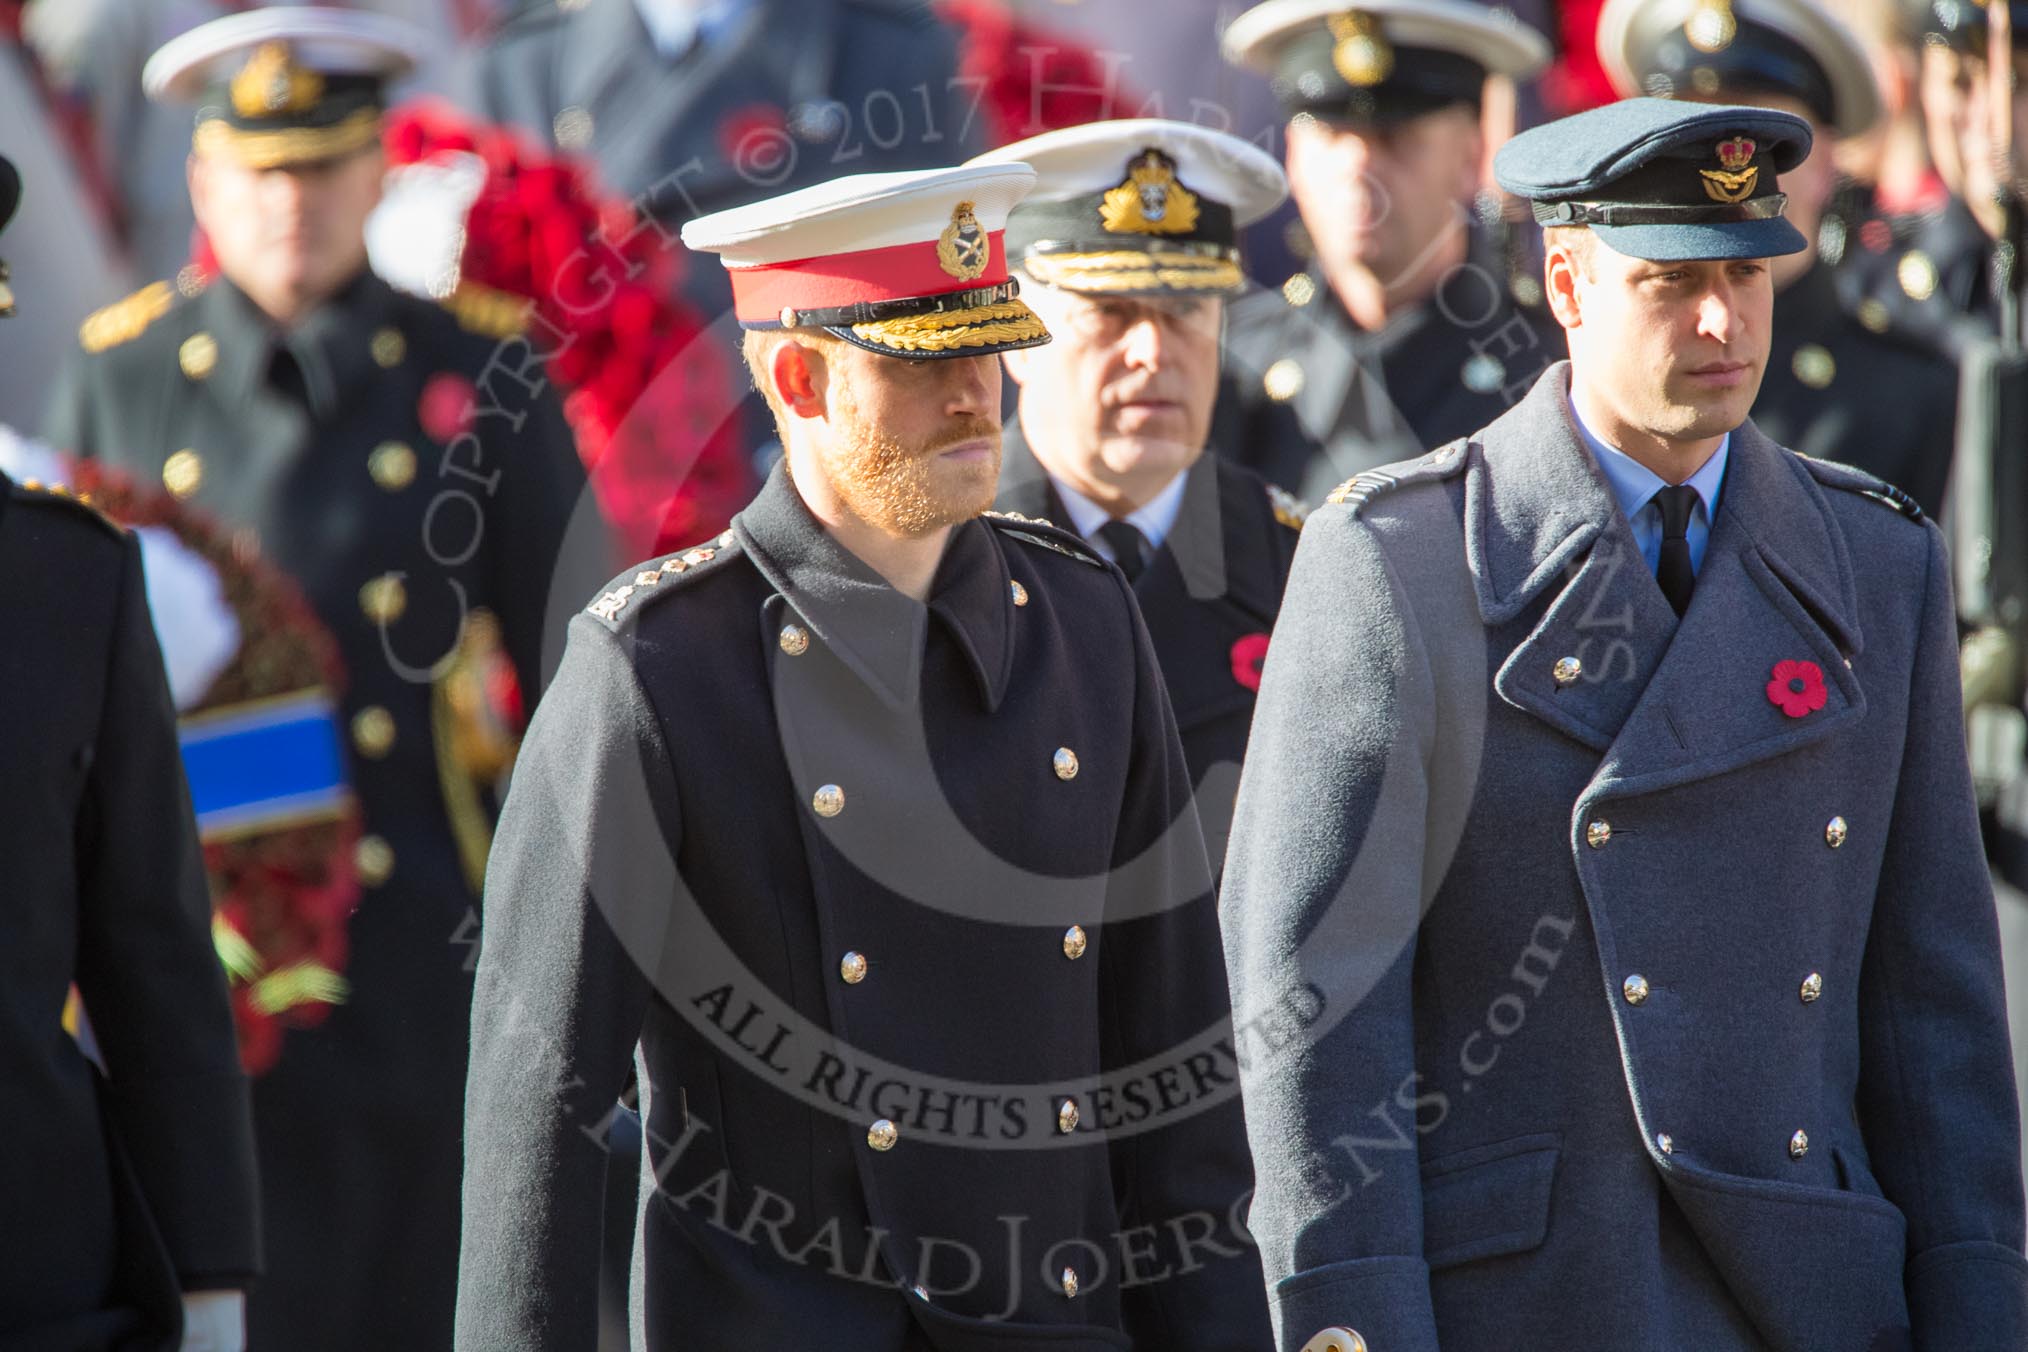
1049,469,1192,555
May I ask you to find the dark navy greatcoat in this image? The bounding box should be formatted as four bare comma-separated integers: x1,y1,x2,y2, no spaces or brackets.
43,268,603,1352
1221,363,2028,1352
458,464,1269,1350
0,473,259,1350
995,424,1300,866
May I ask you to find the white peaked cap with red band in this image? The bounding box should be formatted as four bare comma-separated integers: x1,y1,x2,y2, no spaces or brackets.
679,163,1051,359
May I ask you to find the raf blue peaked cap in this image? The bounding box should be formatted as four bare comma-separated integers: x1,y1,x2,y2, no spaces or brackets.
1494,97,1813,262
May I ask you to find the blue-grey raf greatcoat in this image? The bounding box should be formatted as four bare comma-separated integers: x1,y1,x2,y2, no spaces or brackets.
1219,362,2028,1352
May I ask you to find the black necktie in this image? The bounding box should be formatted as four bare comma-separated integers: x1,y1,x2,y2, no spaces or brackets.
1096,520,1151,583
1653,484,1699,618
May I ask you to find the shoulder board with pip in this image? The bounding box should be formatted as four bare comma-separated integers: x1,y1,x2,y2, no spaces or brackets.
8,477,124,537
1323,440,1468,518
979,511,1104,567
584,531,741,627
78,280,180,354
1794,453,1926,524
1265,482,1307,531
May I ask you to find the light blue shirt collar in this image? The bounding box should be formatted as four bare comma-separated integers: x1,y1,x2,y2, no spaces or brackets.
633,0,750,59
1571,401,1729,577
1050,469,1191,559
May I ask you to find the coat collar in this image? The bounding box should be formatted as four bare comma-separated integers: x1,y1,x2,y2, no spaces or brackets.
997,420,1281,624
733,460,1015,713
196,270,401,417
1478,363,1867,788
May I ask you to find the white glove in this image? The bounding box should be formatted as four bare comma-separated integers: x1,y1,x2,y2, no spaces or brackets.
180,1289,245,1352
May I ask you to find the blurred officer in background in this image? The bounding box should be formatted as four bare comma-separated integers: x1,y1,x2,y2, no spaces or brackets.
1213,0,1559,503
41,10,607,1350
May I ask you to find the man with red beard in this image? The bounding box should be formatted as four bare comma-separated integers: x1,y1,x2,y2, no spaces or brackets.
458,164,1269,1350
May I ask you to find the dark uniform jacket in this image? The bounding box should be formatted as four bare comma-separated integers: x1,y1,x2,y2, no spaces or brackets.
1221,364,2028,1352
1215,227,1565,504
1843,192,1997,357
0,473,258,1349
458,464,1269,1351
994,424,1301,866
43,268,603,1352
1754,262,1958,516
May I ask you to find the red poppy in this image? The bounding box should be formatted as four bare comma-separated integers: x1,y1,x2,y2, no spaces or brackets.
1766,659,1828,719
419,372,478,443
1231,633,1271,692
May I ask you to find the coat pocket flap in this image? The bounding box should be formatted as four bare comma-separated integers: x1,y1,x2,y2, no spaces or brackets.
1420,1133,1560,1270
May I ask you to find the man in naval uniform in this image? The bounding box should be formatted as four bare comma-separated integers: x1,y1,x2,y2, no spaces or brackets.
972,118,1304,865
1595,0,1962,514
1212,0,1561,504
41,11,606,1351
1222,97,2027,1352
0,153,260,1352
458,162,1269,1350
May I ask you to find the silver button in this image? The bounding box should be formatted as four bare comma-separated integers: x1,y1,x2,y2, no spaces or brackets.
1053,747,1079,781
1060,1266,1079,1298
1057,1099,1079,1133
1586,819,1612,849
911,1284,929,1302
1553,656,1582,686
1657,1132,1674,1155
1825,816,1847,848
868,1119,898,1151
779,624,810,656
1800,972,1822,1003
1623,974,1650,1005
840,952,867,985
1063,925,1088,960
812,784,844,817
1010,580,1028,607
1789,1129,1809,1160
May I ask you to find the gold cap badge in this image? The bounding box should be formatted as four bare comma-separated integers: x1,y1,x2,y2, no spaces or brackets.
1099,149,1201,236
936,200,990,281
231,42,325,119
1328,11,1394,88
1700,135,1758,204
1685,0,1739,54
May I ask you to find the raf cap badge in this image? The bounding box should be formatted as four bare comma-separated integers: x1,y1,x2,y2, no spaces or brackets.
1701,135,1758,204
1328,11,1394,87
1099,149,1201,236
231,41,325,118
937,200,991,281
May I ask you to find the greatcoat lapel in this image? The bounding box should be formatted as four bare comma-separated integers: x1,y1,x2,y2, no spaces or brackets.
1473,364,1865,792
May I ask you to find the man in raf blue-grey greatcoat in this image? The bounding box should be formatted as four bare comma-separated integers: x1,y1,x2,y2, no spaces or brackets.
1221,97,2028,1352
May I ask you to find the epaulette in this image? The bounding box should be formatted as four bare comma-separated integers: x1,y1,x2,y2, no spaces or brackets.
980,511,1104,567
441,279,528,339
79,281,176,354
1795,453,1926,523
9,478,123,537
1323,440,1467,517
1266,482,1307,531
584,531,741,627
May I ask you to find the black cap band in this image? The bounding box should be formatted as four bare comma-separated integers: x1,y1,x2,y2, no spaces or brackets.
1273,29,1487,125
1533,192,1790,226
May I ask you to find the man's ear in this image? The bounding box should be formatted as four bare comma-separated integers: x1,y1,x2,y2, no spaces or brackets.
770,339,828,419
1544,238,1585,334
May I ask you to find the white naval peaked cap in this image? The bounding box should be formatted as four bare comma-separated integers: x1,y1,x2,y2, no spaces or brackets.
143,6,427,103
1594,0,1884,140
1222,0,1552,81
681,163,1051,359
968,118,1288,295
